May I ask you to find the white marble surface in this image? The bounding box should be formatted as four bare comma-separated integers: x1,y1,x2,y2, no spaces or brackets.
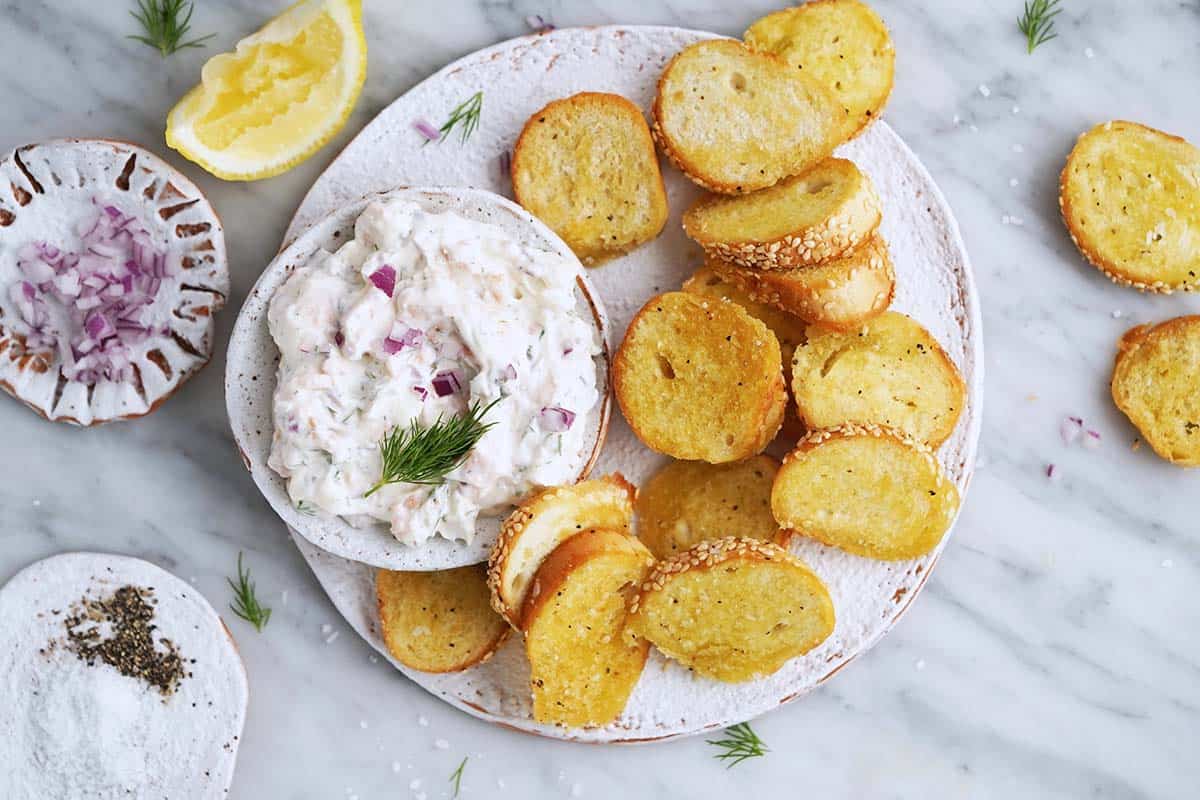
1,1,1198,798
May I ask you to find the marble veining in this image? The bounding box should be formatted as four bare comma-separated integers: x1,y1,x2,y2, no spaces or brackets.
0,1,1197,798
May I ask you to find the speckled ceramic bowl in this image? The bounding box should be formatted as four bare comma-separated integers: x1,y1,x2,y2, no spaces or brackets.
226,187,611,571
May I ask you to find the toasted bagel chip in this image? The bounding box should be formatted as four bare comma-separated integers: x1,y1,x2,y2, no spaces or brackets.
709,234,894,331
791,311,965,447
682,264,805,384
376,565,509,673
513,92,669,265
522,529,655,727
652,40,842,194
1111,315,1200,466
628,537,835,682
614,291,786,462
772,423,959,560
636,456,781,559
487,474,635,627
744,0,895,140
684,158,881,269
1060,120,1200,293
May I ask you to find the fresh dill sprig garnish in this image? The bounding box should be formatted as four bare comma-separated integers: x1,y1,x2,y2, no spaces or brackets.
432,92,484,145
128,0,215,57
1017,0,1062,54
365,398,501,497
707,722,768,768
227,552,272,632
448,756,468,798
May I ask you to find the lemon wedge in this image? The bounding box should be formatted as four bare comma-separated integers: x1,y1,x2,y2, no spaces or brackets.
166,0,367,181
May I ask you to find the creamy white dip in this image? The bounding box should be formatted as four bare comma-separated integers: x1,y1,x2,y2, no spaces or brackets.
267,199,602,545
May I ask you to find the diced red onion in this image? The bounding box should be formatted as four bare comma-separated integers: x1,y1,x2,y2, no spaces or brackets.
84,312,114,341
5,198,173,382
382,326,422,355
334,331,345,348
526,14,554,32
18,256,55,284
1045,463,1058,479
412,385,429,401
501,363,517,381
1082,429,1102,449
563,347,574,356
539,406,575,432
432,369,464,397
368,265,396,297
498,150,512,177
413,119,441,142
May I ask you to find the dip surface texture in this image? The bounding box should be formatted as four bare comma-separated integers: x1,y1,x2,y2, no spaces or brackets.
267,199,602,545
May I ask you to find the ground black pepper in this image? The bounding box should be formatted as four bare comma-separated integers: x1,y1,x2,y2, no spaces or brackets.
61,585,187,697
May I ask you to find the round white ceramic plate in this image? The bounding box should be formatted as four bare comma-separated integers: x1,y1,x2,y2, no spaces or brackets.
226,187,611,570
274,26,983,742
0,553,248,795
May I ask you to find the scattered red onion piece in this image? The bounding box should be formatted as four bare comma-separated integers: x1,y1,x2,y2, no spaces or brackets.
501,363,517,381
413,119,441,142
526,14,554,32
334,331,345,348
368,265,396,297
1060,416,1083,445
539,406,575,432
1045,463,1057,479
498,150,512,177
1082,429,1102,449
412,385,429,401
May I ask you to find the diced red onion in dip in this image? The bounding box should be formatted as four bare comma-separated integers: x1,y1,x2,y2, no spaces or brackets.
432,368,464,397
368,265,396,297
539,406,575,432
383,326,423,354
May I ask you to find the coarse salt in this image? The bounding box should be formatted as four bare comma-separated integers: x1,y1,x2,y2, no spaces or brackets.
978,83,991,97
